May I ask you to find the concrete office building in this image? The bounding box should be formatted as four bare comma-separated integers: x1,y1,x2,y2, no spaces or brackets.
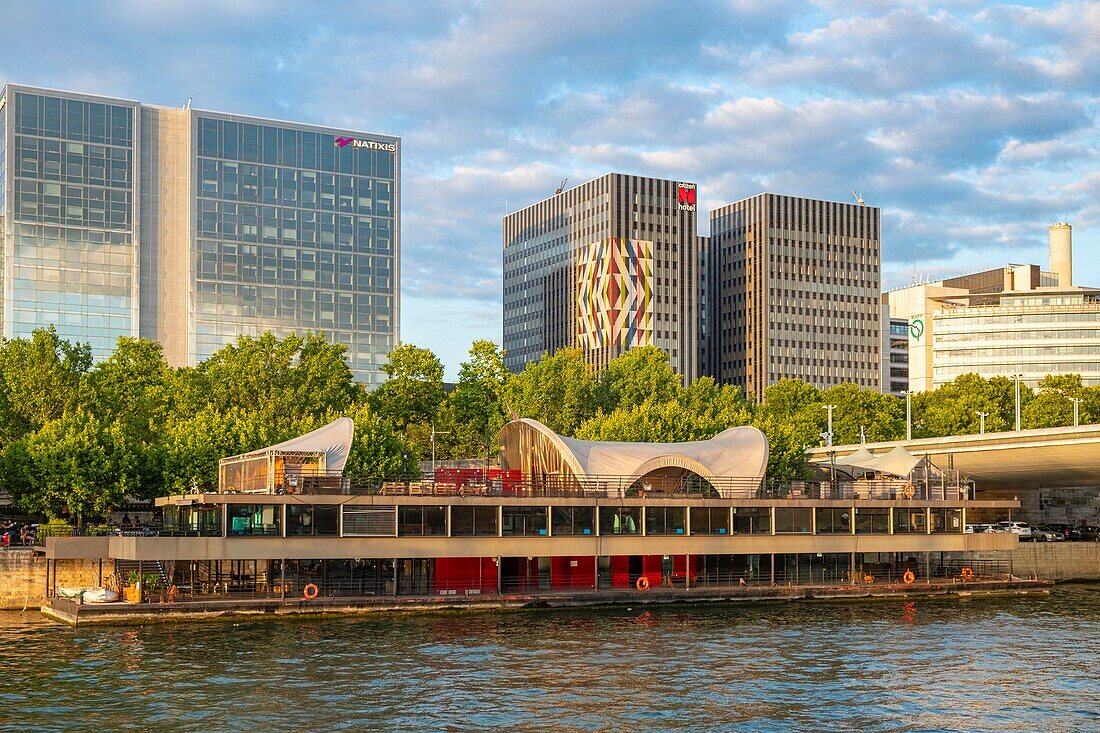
503,173,700,379
887,224,1100,390
707,193,881,398
0,83,399,385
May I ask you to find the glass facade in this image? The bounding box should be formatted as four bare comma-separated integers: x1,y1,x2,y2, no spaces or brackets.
932,298,1100,387
192,114,397,386
0,85,399,386
4,89,137,358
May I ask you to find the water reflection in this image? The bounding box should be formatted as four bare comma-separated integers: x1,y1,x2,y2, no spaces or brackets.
1,587,1098,731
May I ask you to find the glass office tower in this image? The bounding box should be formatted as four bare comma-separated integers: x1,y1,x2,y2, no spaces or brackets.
188,112,398,385
0,84,399,385
0,86,139,358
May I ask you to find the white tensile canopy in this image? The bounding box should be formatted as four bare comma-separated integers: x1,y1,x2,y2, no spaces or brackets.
241,417,356,473
838,445,922,478
219,418,355,493
497,418,769,492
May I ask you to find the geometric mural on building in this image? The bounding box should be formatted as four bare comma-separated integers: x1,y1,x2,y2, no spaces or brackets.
576,238,653,350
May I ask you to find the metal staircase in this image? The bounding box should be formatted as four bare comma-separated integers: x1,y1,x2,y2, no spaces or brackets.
113,559,169,588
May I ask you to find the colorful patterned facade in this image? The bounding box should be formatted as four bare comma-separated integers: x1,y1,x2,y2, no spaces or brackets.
576,238,653,350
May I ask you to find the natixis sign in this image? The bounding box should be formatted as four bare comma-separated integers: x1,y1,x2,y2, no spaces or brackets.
334,137,398,152
676,182,697,212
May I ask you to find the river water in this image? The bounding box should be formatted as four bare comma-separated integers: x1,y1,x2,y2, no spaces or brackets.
2,586,1098,732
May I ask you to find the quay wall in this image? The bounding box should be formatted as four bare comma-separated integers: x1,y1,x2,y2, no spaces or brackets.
0,551,100,610
971,542,1100,581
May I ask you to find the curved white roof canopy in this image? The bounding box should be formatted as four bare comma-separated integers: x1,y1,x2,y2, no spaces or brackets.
497,418,769,488
224,417,355,473
832,445,922,478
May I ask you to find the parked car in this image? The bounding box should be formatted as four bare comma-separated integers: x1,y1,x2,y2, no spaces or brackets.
1044,523,1074,540
1031,526,1061,542
1068,525,1100,542
997,521,1033,540
1035,525,1065,541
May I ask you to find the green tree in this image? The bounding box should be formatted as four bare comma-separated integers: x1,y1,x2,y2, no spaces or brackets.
595,345,681,411
916,374,1030,437
84,337,175,498
0,327,91,440
343,402,419,477
369,343,445,442
821,384,904,444
450,340,509,464
577,377,753,443
755,379,824,445
184,332,359,422
10,408,136,522
1023,374,1088,429
504,348,598,436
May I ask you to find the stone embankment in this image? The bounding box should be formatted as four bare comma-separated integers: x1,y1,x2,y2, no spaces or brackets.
971,541,1100,581
0,551,100,610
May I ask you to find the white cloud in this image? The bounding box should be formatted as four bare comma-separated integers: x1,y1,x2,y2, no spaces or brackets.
0,0,1096,373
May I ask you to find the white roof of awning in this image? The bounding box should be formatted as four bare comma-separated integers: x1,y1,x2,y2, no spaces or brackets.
222,418,355,472
841,445,921,478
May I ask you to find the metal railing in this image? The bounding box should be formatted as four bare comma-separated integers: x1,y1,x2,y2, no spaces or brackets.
220,471,970,501
114,561,1014,604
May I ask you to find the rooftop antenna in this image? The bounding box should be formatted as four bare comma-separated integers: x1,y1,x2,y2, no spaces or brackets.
555,178,568,195
852,190,864,206
184,96,192,110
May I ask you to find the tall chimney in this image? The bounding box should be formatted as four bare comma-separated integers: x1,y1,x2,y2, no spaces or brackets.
1049,223,1072,287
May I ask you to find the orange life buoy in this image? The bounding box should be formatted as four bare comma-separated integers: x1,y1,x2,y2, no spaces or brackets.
903,483,915,499
961,567,974,581
902,570,915,585
303,583,319,599
636,576,650,592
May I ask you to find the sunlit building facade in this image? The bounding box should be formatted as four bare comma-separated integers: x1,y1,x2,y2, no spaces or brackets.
931,289,1100,388
503,173,700,380
0,83,399,385
0,85,139,358
706,194,882,398
886,228,1099,391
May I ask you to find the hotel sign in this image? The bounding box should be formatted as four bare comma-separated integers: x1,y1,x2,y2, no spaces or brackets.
676,183,696,212
334,137,397,152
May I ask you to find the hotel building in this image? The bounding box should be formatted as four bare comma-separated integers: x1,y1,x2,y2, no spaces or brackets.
706,194,882,398
0,83,399,385
502,173,700,380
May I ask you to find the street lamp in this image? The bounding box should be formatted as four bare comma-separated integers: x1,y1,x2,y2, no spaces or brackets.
906,390,913,441
1069,397,1082,427
822,404,837,447
1014,374,1023,431
430,425,451,478
976,411,988,435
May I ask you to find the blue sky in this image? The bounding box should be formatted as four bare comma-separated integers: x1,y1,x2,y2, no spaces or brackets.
2,1,1097,377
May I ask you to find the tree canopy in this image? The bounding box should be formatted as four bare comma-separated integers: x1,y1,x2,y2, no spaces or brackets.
1,326,1095,519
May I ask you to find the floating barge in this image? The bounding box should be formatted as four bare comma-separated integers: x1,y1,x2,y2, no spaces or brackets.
41,418,1032,626
41,577,1052,627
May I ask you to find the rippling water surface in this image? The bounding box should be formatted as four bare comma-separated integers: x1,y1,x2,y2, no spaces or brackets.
2,586,1099,732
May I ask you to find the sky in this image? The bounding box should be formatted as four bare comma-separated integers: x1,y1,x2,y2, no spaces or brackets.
1,0,1097,378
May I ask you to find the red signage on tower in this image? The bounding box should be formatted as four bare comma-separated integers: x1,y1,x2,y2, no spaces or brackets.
676,183,697,212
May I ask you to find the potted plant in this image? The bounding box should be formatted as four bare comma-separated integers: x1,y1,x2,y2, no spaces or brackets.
143,573,165,603
123,570,141,603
